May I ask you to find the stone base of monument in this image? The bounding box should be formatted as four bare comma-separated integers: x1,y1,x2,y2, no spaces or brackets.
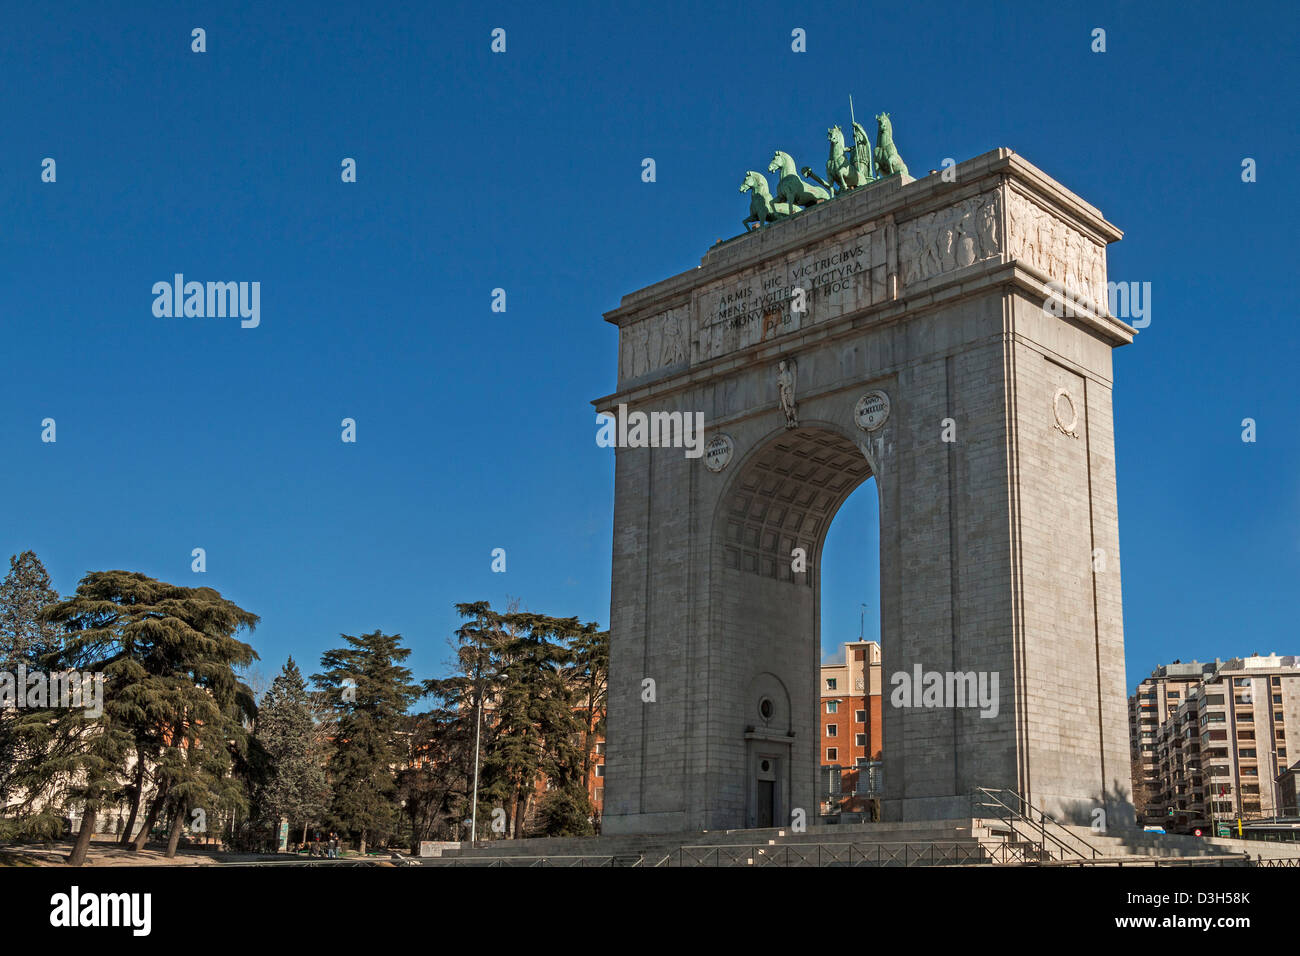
417,820,1296,867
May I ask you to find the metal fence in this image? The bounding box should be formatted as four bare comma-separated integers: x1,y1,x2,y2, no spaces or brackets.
656,840,1033,867
403,846,1300,868
423,854,642,867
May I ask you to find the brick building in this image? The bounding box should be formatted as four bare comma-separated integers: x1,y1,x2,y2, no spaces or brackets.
533,726,606,821
819,640,883,818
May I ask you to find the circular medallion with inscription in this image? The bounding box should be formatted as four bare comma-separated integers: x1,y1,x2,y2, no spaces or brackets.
854,390,891,431
704,433,735,473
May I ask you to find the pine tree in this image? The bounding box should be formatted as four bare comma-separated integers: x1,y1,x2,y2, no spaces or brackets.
252,658,330,848
0,550,60,668
424,604,606,840
423,601,509,838
394,710,471,845
0,551,62,813
533,782,597,837
567,624,609,822
313,631,420,854
483,612,583,838
21,571,258,864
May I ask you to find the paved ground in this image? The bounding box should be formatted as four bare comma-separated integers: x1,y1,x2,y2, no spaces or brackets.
0,843,278,867
0,842,415,867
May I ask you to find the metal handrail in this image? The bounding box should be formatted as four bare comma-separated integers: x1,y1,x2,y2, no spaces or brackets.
971,787,1102,860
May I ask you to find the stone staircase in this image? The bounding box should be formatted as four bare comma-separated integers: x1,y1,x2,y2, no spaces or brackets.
1051,825,1298,864
417,816,1300,867
421,819,1038,867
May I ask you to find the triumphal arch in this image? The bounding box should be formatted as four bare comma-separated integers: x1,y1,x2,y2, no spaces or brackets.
594,136,1136,832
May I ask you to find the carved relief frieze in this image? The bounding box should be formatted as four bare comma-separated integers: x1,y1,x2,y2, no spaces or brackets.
898,192,1001,288
1006,189,1107,309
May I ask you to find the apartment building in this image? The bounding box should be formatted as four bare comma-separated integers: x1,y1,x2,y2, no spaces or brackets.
819,640,883,818
1128,660,1215,820
1131,654,1300,833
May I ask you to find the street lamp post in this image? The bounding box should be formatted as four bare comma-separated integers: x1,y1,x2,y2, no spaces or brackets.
470,652,484,843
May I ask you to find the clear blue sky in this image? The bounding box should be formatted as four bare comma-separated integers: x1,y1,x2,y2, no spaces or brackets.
2,1,1296,696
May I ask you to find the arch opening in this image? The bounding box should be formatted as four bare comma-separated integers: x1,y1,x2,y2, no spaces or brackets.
719,427,873,587
712,424,884,828
818,475,883,821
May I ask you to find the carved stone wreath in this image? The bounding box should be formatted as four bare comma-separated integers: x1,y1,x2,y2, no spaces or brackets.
1053,387,1079,438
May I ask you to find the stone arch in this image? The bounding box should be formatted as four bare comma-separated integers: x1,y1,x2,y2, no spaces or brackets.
707,421,885,829
712,422,877,590
599,155,1134,833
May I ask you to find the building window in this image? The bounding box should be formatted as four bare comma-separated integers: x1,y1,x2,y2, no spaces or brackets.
594,742,605,755
826,725,838,737
826,748,838,762
826,678,837,690
595,765,605,777
826,700,839,714
856,710,866,723
856,734,866,747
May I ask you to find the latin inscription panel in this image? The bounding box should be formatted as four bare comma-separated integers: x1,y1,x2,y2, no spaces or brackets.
692,223,886,364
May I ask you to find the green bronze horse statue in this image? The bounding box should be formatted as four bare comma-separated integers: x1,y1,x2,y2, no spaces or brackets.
874,112,908,178
769,150,831,208
802,124,875,194
740,170,802,230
